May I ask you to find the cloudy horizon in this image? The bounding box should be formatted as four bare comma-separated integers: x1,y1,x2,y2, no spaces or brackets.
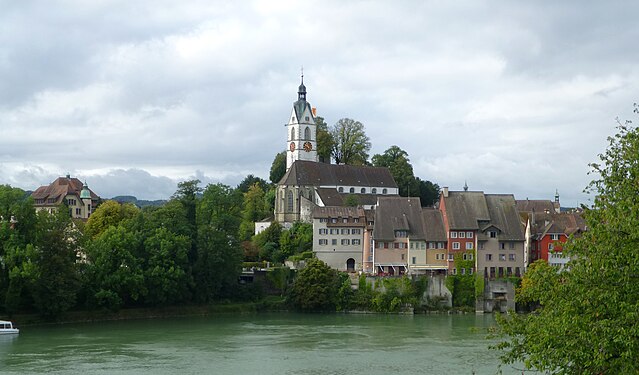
1,1,638,206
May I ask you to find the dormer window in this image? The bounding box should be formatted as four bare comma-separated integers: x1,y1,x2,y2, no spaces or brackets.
349,188,355,193
338,187,344,193
395,230,407,238
489,231,497,238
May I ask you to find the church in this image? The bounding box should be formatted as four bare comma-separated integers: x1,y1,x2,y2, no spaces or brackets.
274,76,399,225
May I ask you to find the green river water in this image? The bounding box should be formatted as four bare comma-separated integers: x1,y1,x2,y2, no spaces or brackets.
0,313,529,374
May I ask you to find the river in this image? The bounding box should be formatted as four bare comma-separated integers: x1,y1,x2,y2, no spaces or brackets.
0,313,528,374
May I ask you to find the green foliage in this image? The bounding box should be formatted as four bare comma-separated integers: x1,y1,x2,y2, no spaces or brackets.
288,258,341,311
238,183,269,241
266,266,293,292
343,194,359,207
236,175,269,194
278,222,312,262
269,151,287,183
85,200,140,238
330,118,371,165
315,116,334,163
197,183,242,235
496,109,639,374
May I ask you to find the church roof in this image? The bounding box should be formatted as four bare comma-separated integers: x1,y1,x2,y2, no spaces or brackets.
279,160,398,188
315,188,389,206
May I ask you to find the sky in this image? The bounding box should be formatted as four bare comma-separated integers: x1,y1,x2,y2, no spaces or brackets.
1,1,638,207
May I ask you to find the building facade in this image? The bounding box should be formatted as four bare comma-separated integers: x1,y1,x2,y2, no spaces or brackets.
31,175,99,220
312,206,367,272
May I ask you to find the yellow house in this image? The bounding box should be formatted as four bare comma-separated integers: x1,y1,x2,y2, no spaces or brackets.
31,175,99,220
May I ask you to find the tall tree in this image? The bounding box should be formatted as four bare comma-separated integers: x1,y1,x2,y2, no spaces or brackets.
238,183,268,241
496,110,639,374
197,183,242,236
415,177,440,207
84,200,139,238
269,151,287,183
172,180,202,261
330,118,371,165
236,175,269,194
315,116,334,163
288,258,341,312
372,145,416,196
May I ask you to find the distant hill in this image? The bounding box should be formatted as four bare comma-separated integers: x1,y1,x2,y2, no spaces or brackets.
110,195,167,208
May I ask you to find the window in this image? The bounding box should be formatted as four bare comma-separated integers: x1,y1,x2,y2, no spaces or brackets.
459,232,466,238
384,242,389,249
411,257,416,265
319,229,328,235
401,253,405,260
343,218,348,223
372,188,377,194
319,218,327,223
351,228,361,234
291,127,295,140
331,239,337,245
410,242,414,249
75,208,81,215
466,242,473,250
507,267,512,276
549,243,554,251
551,234,559,240
398,242,406,249
463,253,468,260
478,242,485,250
378,242,384,248
341,239,350,245
394,243,399,249
287,191,294,211
450,231,458,238
499,254,506,261
467,232,473,238
352,239,361,245
500,243,505,250
382,188,387,194
509,254,515,261
353,218,359,223
329,229,338,235
436,254,441,260
338,187,344,193
461,268,466,275
486,254,492,261
489,231,497,238
319,239,328,245
509,242,515,250
361,188,366,194
452,268,457,275
437,242,445,249
304,126,310,139
305,116,310,121
395,230,407,238
331,218,337,223
349,188,355,193
448,253,454,260
341,229,349,235
421,242,426,249
469,268,474,275
452,242,460,250
428,242,435,249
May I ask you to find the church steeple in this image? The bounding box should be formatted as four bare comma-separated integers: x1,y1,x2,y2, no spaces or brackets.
286,72,317,170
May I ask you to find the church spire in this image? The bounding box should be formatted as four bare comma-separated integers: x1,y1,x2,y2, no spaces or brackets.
298,67,306,101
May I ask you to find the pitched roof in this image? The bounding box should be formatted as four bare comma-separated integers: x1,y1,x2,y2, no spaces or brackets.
279,160,397,188
31,176,99,205
531,212,586,238
374,196,425,241
315,188,390,207
442,191,490,230
482,194,525,241
516,199,555,213
312,206,365,219
421,208,447,242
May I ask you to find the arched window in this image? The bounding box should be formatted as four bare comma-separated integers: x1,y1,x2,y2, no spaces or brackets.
372,188,377,194
290,127,295,141
338,187,344,193
304,127,310,140
287,191,294,211
361,188,366,194
349,188,355,193
382,188,387,194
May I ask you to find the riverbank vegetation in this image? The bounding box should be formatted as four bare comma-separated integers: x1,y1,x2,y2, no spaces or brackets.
495,108,639,374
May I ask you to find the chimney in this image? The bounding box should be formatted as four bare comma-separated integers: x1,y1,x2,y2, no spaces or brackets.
312,107,317,117
442,187,449,198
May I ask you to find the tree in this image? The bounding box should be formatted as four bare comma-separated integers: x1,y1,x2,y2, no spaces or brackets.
315,116,334,163
330,118,371,165
372,145,416,196
496,109,639,374
288,258,341,311
197,183,242,236
415,177,440,207
238,183,269,241
193,226,242,302
236,175,269,194
84,200,139,238
269,151,287,183
278,222,313,262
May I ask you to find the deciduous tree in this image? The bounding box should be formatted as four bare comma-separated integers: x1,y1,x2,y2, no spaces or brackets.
330,118,371,165
496,108,639,374
269,151,287,183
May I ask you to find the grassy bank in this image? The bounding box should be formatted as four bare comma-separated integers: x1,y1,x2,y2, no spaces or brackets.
7,296,287,326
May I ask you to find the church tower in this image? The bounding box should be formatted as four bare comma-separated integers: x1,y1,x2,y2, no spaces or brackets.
286,74,317,170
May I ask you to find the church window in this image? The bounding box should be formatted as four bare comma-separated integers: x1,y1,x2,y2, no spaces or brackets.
382,188,387,194
291,127,295,141
304,126,310,140
349,188,354,193
338,187,344,193
372,188,377,194
305,116,310,121
287,191,293,211
360,188,366,194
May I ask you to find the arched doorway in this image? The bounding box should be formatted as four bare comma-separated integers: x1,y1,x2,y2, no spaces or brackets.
346,258,355,272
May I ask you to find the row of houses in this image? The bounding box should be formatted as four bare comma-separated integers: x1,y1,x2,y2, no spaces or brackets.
312,188,586,278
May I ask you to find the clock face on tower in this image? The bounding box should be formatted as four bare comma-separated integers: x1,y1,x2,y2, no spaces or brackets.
289,142,296,152
303,141,312,152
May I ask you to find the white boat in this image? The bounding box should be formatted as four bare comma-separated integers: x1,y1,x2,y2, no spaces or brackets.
0,320,19,335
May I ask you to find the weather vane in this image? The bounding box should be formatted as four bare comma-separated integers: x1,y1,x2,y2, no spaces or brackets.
301,65,304,80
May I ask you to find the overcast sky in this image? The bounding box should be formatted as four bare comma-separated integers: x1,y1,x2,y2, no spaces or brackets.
1,1,638,206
